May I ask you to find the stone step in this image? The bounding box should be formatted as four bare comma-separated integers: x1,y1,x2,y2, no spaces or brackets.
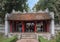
16,39,38,42
21,33,37,39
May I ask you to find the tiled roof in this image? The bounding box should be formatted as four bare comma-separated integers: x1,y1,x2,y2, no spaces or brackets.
7,13,51,21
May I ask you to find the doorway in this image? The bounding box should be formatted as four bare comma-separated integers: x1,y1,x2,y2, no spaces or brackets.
25,23,34,32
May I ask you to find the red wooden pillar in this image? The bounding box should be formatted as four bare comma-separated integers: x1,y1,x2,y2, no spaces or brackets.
22,22,25,32
10,21,12,32
45,21,47,32
46,21,49,32
34,21,36,32
15,21,18,32
14,21,16,32
43,21,45,32
47,21,50,32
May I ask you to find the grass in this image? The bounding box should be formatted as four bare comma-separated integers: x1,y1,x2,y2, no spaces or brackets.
49,39,56,42
38,36,49,42
3,36,17,42
38,36,56,42
0,33,7,42
0,33,17,42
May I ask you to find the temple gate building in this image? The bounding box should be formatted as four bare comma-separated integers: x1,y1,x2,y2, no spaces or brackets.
5,11,55,39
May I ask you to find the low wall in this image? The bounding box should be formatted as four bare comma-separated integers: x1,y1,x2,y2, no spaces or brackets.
55,25,60,33
0,24,5,33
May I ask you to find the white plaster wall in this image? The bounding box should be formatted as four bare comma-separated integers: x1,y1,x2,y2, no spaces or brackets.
5,13,10,36
50,12,55,36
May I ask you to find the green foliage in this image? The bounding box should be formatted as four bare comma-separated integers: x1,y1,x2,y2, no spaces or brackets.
55,16,59,24
38,36,56,42
0,0,29,13
0,34,7,42
38,36,49,42
33,0,60,24
33,0,57,11
0,0,29,24
3,0,29,13
3,36,17,42
0,34,17,42
56,32,60,42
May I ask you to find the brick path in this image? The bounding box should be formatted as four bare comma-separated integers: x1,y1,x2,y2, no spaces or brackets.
16,39,38,42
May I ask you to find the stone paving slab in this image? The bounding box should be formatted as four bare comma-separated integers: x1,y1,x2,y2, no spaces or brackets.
16,39,38,42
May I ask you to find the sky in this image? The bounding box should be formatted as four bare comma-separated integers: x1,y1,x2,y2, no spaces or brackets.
27,0,38,9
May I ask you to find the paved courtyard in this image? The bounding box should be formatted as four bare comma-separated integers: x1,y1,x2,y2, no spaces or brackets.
16,39,38,42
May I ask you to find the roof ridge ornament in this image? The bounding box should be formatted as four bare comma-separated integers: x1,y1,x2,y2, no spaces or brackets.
23,9,26,14
12,9,16,13
44,8,49,13
17,11,22,13
50,12,54,19
37,10,45,13
5,13,10,20
12,9,22,14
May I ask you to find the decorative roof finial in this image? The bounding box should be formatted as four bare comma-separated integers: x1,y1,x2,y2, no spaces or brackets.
45,8,49,13
12,9,15,13
37,10,45,13
23,9,26,13
17,10,22,13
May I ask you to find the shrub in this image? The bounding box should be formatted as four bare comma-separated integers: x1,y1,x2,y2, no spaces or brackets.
38,36,48,42
56,32,60,42
38,36,56,42
3,36,17,42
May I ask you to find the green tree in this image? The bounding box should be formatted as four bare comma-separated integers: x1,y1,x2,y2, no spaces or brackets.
0,0,6,24
3,0,29,13
0,0,29,24
33,0,60,24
